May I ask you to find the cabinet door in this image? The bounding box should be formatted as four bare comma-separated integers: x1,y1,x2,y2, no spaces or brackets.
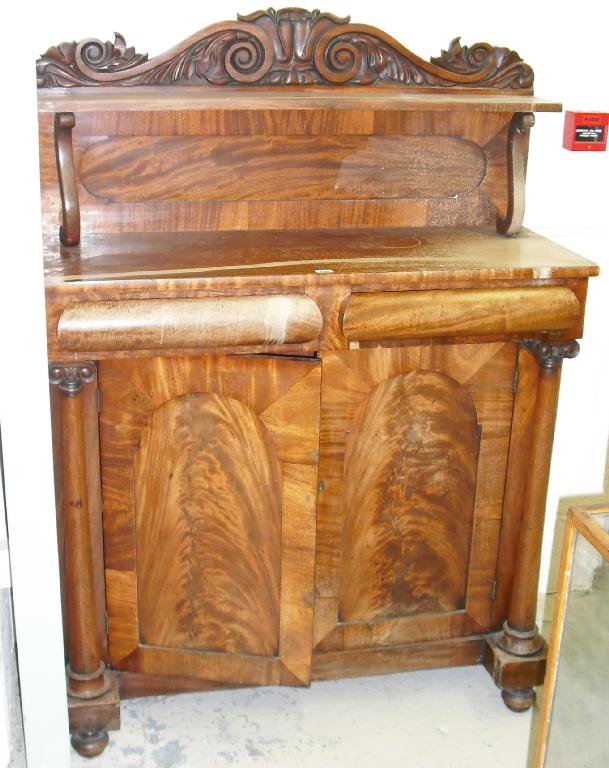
314,342,516,653
99,354,320,687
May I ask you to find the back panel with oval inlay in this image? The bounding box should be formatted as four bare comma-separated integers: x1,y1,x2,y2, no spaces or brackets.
40,109,512,234
80,134,486,203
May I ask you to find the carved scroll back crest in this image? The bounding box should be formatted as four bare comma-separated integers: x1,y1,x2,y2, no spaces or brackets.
37,8,534,89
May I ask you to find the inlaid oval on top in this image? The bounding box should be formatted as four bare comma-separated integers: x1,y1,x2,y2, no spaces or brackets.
135,393,282,657
79,134,487,202
339,370,480,623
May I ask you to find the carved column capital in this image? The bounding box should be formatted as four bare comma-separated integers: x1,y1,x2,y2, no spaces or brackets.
49,362,96,396
522,339,580,371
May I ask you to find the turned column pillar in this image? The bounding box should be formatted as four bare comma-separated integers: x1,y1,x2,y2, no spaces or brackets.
497,339,579,709
49,362,111,756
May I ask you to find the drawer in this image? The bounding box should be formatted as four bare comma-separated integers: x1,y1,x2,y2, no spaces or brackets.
342,286,580,342
57,294,322,352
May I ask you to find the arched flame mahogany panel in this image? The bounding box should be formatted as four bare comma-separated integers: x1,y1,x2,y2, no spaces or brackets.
339,370,480,623
135,393,282,657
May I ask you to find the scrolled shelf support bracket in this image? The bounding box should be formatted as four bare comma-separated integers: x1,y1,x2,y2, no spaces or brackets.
54,112,80,246
497,112,535,237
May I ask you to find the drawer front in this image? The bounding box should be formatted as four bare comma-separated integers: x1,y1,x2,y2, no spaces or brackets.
342,286,580,342
58,294,322,352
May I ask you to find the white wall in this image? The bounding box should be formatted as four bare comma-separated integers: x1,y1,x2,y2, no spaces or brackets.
2,3,606,765
0,462,15,768
0,30,71,767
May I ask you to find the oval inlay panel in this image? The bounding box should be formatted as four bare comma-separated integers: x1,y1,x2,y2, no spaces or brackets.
135,393,282,656
339,370,480,623
80,134,486,202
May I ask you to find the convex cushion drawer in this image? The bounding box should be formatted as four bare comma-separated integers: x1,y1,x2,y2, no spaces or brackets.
342,286,581,342
57,294,323,352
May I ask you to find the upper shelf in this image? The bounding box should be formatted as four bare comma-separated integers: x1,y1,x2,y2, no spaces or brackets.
38,87,561,113
37,11,564,250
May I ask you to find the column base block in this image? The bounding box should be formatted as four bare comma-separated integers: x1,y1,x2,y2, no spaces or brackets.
68,670,120,756
483,632,546,712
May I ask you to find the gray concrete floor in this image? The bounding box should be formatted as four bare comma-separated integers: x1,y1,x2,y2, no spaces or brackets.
71,664,533,768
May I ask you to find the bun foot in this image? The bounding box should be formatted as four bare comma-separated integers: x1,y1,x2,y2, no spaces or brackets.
501,687,536,712
71,729,109,757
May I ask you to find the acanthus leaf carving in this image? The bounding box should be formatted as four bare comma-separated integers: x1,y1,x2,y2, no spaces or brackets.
430,37,534,89
37,33,149,87
37,8,534,90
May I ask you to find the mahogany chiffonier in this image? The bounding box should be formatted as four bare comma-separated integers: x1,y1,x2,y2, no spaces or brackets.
36,8,598,757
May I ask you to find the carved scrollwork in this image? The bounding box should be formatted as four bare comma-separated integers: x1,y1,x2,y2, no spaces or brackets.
430,38,534,89
49,363,96,396
238,7,349,84
37,33,148,87
37,28,274,87
137,30,273,85
36,8,534,89
522,340,580,370
315,30,428,85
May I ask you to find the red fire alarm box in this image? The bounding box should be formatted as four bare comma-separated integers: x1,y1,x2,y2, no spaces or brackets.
563,111,608,151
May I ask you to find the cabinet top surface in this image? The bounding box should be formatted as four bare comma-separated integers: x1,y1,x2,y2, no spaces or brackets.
44,228,598,291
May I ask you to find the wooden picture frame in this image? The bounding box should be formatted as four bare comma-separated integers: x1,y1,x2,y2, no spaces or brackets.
533,504,609,767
